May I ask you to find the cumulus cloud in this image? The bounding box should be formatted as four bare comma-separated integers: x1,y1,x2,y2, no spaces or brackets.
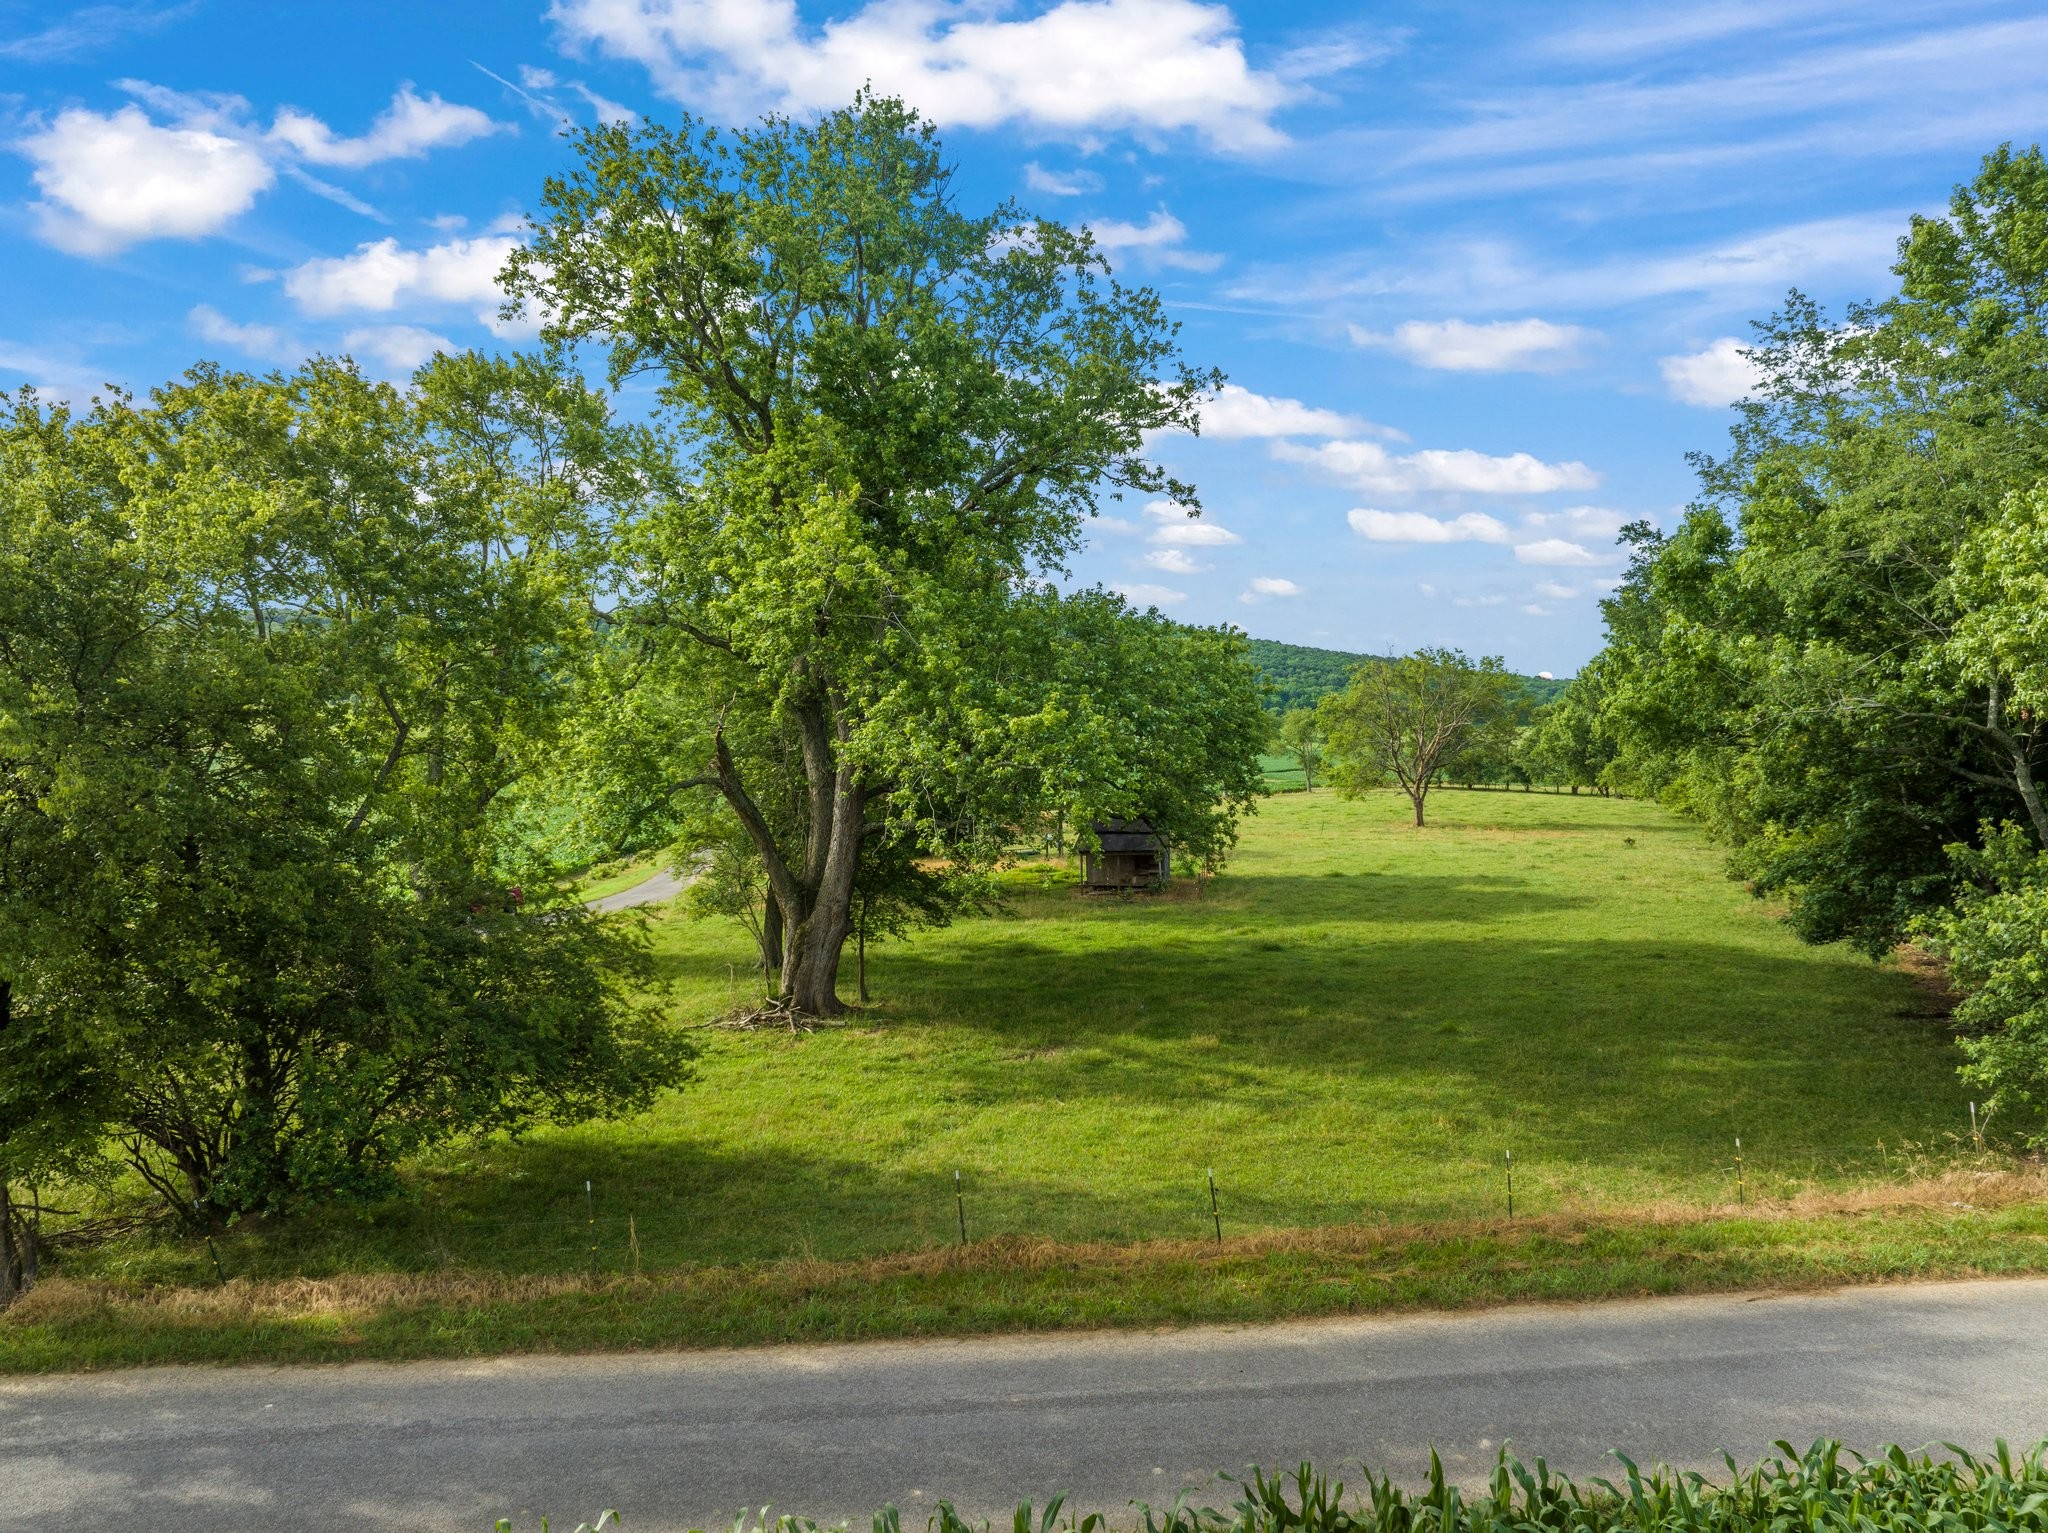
1114,581,1188,608
1239,576,1302,603
1513,538,1602,566
1278,438,1599,496
282,225,522,316
1088,208,1221,271
1522,504,1629,539
1193,383,1389,440
189,304,301,364
14,82,505,254
1660,337,1762,406
270,84,507,168
548,0,1296,152
1144,548,1212,574
1350,317,1595,373
1348,508,1510,544
342,323,457,373
20,100,274,254
1143,501,1243,548
1024,162,1102,196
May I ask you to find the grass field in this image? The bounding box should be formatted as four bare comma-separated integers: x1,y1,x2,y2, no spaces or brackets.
8,786,2033,1370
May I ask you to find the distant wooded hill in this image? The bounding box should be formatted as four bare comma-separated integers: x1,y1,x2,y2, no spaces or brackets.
1246,638,1571,712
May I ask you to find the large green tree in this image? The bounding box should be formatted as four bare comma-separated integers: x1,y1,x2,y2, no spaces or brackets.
1319,648,1515,826
503,94,1259,1015
0,358,692,1222
1587,145,2048,952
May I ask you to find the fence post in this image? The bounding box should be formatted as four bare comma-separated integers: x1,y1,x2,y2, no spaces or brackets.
1207,1167,1222,1243
1504,1149,1514,1219
955,1170,967,1245
1734,1138,1744,1208
586,1179,598,1279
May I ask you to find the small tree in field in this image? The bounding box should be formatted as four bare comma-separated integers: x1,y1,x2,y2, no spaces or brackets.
1320,649,1515,826
1280,707,1327,790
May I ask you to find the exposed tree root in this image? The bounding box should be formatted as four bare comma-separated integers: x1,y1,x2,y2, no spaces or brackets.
708,996,842,1033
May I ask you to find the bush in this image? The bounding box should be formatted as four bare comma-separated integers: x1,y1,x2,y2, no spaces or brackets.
494,1440,2048,1533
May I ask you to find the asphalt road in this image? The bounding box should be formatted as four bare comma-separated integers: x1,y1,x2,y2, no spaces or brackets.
6,1278,2048,1533
584,866,693,914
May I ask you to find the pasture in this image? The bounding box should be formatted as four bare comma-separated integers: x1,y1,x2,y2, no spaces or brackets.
65,787,1979,1283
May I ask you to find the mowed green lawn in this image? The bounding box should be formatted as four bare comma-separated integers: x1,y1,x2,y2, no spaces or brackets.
148,785,1974,1285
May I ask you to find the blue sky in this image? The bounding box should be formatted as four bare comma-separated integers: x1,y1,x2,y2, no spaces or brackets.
5,1,2046,674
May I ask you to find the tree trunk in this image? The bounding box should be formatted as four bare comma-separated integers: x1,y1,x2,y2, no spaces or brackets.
1303,758,1314,791
0,1181,35,1307
857,898,869,1004
1411,792,1426,827
759,896,784,977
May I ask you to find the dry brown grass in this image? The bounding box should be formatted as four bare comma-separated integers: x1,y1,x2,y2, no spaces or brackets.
15,1166,2044,1335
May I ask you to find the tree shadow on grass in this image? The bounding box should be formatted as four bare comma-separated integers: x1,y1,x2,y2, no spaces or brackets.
873,922,1961,1178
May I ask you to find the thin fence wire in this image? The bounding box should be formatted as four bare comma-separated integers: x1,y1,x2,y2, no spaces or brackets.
143,1126,2016,1282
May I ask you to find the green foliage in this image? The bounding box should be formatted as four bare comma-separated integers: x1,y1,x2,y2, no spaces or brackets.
1247,637,1565,715
0,360,694,1222
1278,709,1326,791
488,1442,2048,1533
1320,649,1516,825
503,92,1258,1013
1125,1441,2048,1533
1245,639,1363,712
1917,824,2048,1143
1579,144,2048,956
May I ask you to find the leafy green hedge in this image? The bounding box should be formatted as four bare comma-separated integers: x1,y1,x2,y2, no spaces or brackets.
503,1440,2048,1533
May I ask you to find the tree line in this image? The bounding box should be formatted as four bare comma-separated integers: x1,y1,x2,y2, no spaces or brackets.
0,94,1267,1246
1515,144,2048,1140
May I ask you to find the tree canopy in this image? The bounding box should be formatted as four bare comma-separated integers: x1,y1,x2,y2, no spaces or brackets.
1319,648,1515,826
0,359,693,1220
503,93,1265,1015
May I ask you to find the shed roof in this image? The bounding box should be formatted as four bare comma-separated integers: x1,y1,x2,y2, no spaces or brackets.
1092,818,1167,854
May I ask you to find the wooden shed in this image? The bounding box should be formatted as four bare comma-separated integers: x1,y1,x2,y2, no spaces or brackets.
1082,818,1171,890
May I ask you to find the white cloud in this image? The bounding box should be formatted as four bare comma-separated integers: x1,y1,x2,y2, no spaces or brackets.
1660,337,1763,407
189,304,301,364
1024,162,1102,196
1280,439,1599,496
282,226,521,315
270,85,508,168
342,323,456,373
548,0,1296,152
1144,548,1212,575
1239,576,1302,603
1088,208,1221,271
0,340,110,404
1113,581,1188,608
1522,504,1629,539
1348,508,1510,544
15,82,505,255
1513,538,1601,566
1350,317,1594,372
19,101,273,254
0,3,194,62
1532,580,1579,600
1151,520,1242,547
1194,383,1386,440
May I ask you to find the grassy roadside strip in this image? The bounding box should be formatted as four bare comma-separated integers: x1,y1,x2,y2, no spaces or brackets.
6,1174,2048,1372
